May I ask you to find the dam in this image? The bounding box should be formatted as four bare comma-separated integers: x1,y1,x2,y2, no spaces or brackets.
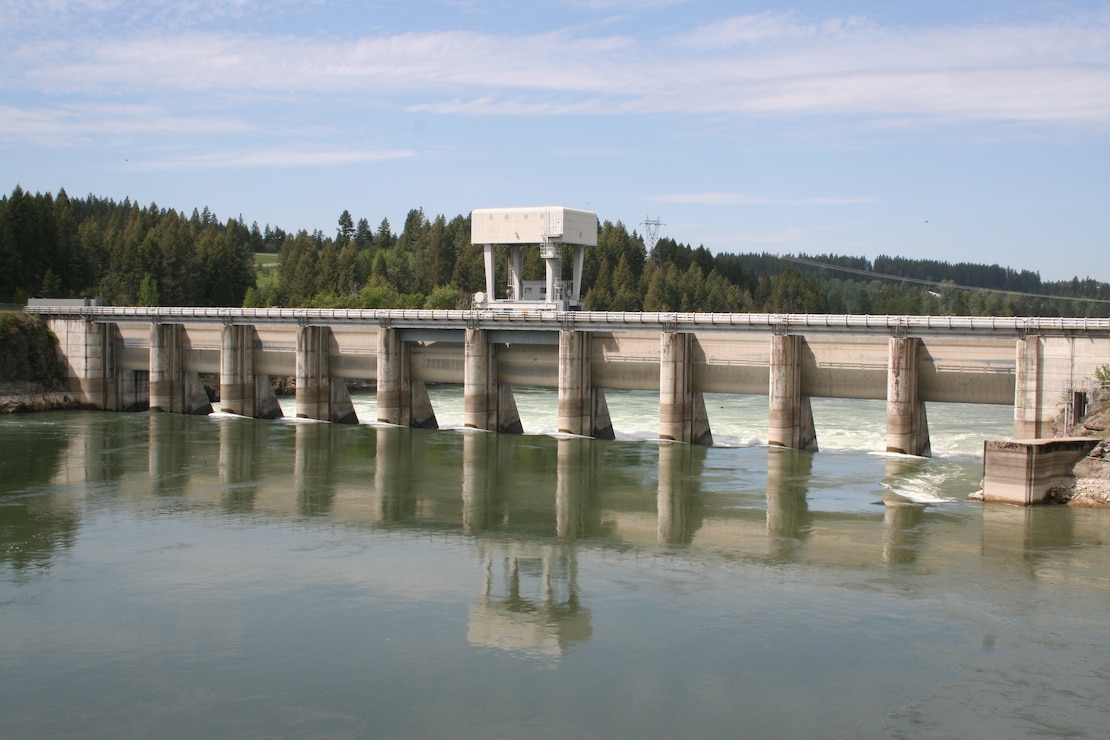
23,304,1110,457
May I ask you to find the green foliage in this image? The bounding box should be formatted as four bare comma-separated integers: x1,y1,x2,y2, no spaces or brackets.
0,312,64,383
424,284,463,310
5,186,1109,316
1097,364,1110,387
0,188,256,307
137,273,160,306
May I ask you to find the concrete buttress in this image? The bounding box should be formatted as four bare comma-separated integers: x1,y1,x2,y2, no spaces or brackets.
375,326,437,429
886,336,931,456
558,330,614,439
296,325,357,424
463,328,522,434
220,324,281,419
659,331,712,446
768,334,817,451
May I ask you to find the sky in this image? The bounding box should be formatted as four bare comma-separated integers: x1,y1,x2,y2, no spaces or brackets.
2,0,1108,282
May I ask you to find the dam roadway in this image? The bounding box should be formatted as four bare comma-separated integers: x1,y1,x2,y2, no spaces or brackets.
25,305,1110,456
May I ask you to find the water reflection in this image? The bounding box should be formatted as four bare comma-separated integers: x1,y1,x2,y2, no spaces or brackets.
4,411,1110,584
765,447,814,559
217,417,261,512
8,412,1110,739
468,541,591,659
148,412,193,497
880,458,929,565
556,438,603,540
295,422,341,516
461,431,504,533
657,442,706,544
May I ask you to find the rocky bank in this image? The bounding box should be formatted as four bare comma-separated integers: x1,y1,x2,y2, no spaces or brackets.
1050,399,1110,507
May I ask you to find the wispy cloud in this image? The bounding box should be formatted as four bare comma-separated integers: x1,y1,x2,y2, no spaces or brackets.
0,104,251,145
130,148,417,171
651,192,876,206
4,8,1109,130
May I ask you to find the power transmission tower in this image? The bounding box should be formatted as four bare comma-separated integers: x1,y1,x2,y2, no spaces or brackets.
642,216,665,263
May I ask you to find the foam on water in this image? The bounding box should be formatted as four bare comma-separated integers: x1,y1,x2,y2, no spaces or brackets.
266,386,1013,461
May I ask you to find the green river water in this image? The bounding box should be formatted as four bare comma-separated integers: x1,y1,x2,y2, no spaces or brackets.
2,392,1109,738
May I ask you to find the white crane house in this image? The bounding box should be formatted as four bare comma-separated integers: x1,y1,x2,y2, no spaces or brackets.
470,206,598,311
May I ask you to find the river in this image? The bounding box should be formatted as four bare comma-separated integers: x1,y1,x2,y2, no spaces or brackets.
2,390,1109,738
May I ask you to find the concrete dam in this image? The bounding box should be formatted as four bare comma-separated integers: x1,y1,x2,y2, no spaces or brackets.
24,304,1110,457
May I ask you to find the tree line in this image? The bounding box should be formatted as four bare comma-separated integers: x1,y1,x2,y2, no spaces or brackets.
2,186,1108,317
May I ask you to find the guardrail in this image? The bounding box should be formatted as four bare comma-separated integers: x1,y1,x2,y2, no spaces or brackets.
22,305,1110,337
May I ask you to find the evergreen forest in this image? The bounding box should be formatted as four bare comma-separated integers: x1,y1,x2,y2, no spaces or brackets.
2,186,1108,317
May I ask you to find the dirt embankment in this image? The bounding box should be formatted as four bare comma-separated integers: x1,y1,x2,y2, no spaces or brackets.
0,312,86,413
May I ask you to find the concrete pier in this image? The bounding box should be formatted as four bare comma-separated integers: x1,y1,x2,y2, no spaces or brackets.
296,325,356,424
557,330,614,439
982,437,1099,505
768,334,817,451
220,324,281,419
886,336,931,456
659,332,712,445
463,328,522,434
148,323,180,412
149,323,210,415
376,326,436,428
1014,335,1043,439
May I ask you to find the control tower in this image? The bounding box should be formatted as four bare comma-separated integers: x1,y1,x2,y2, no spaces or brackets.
471,206,598,310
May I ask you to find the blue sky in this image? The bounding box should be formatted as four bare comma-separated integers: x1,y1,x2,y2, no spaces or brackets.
2,0,1108,281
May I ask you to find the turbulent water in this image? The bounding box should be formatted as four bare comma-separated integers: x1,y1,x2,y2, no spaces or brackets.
3,389,1110,738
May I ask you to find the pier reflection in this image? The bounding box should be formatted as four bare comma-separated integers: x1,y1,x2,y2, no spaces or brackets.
880,458,929,565
5,411,1110,594
657,442,706,544
556,438,603,540
294,422,341,516
765,447,814,559
218,416,262,512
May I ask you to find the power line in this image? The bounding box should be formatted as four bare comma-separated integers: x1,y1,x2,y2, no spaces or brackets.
778,255,1110,306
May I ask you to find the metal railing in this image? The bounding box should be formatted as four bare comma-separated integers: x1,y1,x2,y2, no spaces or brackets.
22,304,1110,337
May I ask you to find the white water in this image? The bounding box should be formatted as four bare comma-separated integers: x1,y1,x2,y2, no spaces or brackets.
263,385,1012,460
